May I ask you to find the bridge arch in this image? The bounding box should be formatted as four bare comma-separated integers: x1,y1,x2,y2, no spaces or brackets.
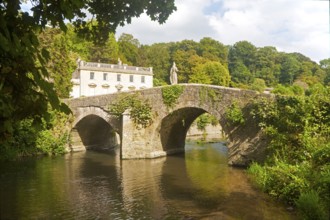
70,107,120,152
159,107,206,153
72,106,111,128
158,103,230,153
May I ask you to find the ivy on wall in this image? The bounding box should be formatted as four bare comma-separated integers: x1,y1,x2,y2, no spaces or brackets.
225,101,245,125
108,94,153,128
161,85,184,109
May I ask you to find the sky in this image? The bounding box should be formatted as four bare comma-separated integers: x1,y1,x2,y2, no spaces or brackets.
116,0,330,63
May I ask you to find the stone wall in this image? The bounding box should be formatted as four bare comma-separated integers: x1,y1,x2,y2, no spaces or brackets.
186,124,223,141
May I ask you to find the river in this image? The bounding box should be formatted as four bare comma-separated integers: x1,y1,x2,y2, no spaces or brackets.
0,142,297,219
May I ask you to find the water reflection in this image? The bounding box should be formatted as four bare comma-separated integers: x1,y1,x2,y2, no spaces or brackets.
0,142,297,219
161,142,296,219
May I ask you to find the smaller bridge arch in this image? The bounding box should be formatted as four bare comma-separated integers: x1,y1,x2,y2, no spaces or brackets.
72,106,111,128
70,106,121,152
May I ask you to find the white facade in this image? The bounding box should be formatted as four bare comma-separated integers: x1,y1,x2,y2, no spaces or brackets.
70,61,153,98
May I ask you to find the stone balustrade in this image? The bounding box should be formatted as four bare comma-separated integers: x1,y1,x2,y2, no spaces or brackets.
80,61,153,73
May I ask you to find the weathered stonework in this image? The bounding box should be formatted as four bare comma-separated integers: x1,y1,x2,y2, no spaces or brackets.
65,84,274,167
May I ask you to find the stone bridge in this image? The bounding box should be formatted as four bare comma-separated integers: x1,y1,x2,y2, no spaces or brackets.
66,84,273,166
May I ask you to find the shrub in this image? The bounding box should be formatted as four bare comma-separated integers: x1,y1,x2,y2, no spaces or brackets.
0,109,72,160
249,161,310,205
313,144,330,168
248,162,268,189
35,110,71,155
248,86,330,215
296,191,328,220
196,114,211,131
250,78,266,92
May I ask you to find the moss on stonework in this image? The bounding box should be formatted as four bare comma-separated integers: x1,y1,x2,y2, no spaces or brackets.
199,86,223,106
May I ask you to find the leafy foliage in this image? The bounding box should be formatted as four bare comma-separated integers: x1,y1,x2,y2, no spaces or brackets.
0,1,70,146
320,58,330,85
73,1,176,44
272,84,305,96
88,32,119,63
196,113,218,131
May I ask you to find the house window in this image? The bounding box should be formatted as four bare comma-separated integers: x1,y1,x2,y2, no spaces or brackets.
90,72,94,80
117,74,121,82
103,73,108,81
141,76,145,83
130,75,134,82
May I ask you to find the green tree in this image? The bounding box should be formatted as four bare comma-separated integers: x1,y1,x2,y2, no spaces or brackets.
170,40,199,54
278,54,301,85
255,46,280,86
295,61,326,86
170,40,203,83
228,41,257,75
88,33,119,63
190,61,230,86
0,0,176,146
189,71,212,84
137,43,171,84
198,37,228,65
229,61,253,86
172,49,205,83
319,58,330,85
39,28,76,98
250,78,266,92
65,24,92,60
118,33,140,65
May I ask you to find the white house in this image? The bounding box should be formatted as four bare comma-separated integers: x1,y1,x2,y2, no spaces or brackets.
70,60,153,98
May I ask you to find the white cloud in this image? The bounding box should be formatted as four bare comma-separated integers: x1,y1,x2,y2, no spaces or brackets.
116,0,329,62
117,0,217,42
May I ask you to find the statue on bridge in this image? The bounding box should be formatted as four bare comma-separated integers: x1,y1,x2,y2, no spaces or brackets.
170,62,178,85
